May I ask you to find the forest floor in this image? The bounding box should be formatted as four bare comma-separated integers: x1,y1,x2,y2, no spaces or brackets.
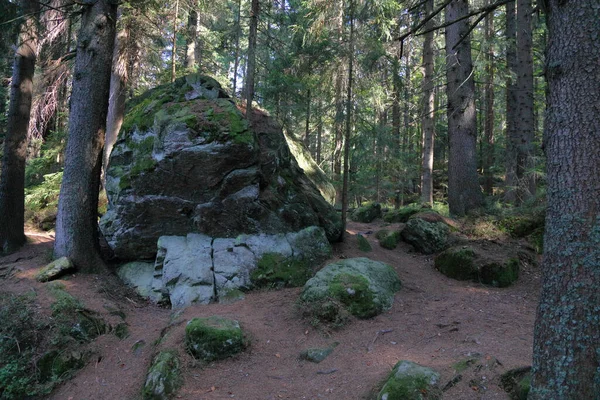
0,220,540,400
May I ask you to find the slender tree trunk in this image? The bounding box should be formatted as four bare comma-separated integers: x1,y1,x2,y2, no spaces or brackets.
504,1,518,202
245,0,259,118
316,97,322,164
420,0,435,205
514,0,535,202
530,2,600,398
171,0,179,82
483,0,495,196
0,0,39,253
184,8,198,70
341,0,354,240
332,0,345,182
54,0,117,271
103,12,130,186
304,88,311,148
232,0,242,96
445,0,482,216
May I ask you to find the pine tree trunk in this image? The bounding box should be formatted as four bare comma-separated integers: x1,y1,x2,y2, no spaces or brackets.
232,0,242,96
184,8,199,70
483,0,495,196
341,0,354,240
245,0,259,118
304,88,311,148
530,2,600,397
504,1,518,203
420,0,435,205
444,0,482,216
171,0,180,82
514,0,535,202
54,0,117,271
0,0,38,253
316,97,322,164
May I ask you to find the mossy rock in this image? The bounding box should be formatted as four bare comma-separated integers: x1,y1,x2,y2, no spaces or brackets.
379,231,401,250
300,258,401,325
185,316,246,361
383,206,422,223
401,218,449,254
498,213,545,238
375,229,390,240
36,257,75,282
142,350,182,400
299,343,338,363
356,234,372,252
435,246,520,288
500,366,531,400
250,253,312,289
377,360,442,400
350,203,382,223
37,346,87,383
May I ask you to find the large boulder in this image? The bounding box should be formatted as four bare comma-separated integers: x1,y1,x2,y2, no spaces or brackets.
185,316,246,361
400,217,449,254
100,74,342,260
118,226,331,308
300,257,401,323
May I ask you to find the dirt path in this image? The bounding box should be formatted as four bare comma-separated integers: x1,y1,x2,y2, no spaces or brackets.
0,221,540,399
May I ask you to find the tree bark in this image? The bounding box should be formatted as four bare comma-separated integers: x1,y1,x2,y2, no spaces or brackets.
171,0,180,82
514,0,535,202
54,0,117,271
184,8,199,70
0,0,39,253
232,0,242,96
504,1,518,202
420,0,435,205
530,2,600,398
482,0,495,196
304,88,311,148
444,0,482,216
245,0,259,118
341,0,354,241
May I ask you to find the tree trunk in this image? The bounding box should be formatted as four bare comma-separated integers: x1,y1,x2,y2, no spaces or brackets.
514,0,535,202
420,0,434,205
171,0,180,82
232,0,242,96
504,1,518,203
304,88,311,148
332,0,345,181
184,8,199,70
340,0,354,241
316,97,322,164
245,0,259,118
444,0,482,216
529,2,600,398
54,0,117,271
103,12,130,186
0,0,39,253
483,0,495,196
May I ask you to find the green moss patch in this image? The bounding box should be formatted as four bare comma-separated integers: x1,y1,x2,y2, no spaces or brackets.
383,205,422,223
500,366,531,400
350,203,382,223
379,231,401,250
434,247,477,281
329,273,379,318
356,234,372,252
250,253,312,289
185,316,246,361
142,350,182,400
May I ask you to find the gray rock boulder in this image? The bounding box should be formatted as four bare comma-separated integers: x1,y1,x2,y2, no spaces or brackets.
401,217,449,254
377,360,441,400
142,350,182,400
300,257,401,322
100,74,341,260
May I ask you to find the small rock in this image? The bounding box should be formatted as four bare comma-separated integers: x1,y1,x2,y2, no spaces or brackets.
378,360,441,400
142,350,182,400
185,316,246,361
36,257,75,282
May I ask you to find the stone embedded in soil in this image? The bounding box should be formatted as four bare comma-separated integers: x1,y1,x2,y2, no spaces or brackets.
500,366,531,400
142,350,182,400
300,257,401,322
185,316,246,361
299,343,338,363
400,217,449,254
36,256,75,282
377,360,442,400
435,245,520,287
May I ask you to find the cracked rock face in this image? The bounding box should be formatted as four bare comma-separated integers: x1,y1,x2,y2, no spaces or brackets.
118,226,332,308
100,74,341,261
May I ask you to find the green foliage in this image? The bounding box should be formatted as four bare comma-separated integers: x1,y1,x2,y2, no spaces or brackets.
250,253,312,289
356,234,372,252
379,231,401,250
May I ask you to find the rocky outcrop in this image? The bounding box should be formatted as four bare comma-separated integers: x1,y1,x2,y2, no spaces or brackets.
118,226,331,308
100,74,342,260
401,217,449,254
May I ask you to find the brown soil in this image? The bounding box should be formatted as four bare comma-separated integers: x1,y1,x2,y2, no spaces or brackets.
0,221,540,400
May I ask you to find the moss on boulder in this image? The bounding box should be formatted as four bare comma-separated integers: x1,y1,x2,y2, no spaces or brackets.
401,218,449,254
379,231,401,250
377,360,441,400
351,203,382,223
356,234,372,252
36,257,75,282
300,258,401,325
435,245,520,287
250,253,312,289
185,316,246,361
383,205,422,223
142,350,182,400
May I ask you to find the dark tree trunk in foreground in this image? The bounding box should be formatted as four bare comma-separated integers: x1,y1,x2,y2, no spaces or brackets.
245,0,259,118
420,0,434,206
54,0,117,271
504,1,518,202
444,0,482,216
482,0,495,196
529,2,600,398
0,0,39,253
